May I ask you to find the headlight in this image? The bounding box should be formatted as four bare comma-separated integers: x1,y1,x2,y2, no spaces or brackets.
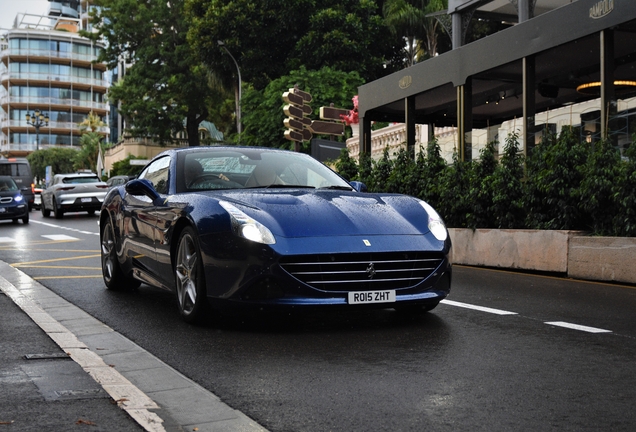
419,200,448,241
219,201,276,245
14,195,23,202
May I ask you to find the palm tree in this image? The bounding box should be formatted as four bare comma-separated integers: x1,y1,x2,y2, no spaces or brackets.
383,0,447,66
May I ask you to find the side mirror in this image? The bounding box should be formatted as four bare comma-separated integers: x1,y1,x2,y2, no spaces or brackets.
125,179,162,203
349,181,367,193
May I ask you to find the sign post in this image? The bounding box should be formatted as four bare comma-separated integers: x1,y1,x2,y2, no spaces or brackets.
282,88,349,150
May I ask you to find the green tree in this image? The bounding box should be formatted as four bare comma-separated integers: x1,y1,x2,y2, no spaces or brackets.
110,155,146,178
27,147,79,183
524,128,589,230
187,0,402,90
383,0,446,66
370,147,394,192
467,140,498,228
292,1,404,81
418,139,446,209
438,151,471,227
240,66,363,151
386,146,417,195
87,0,217,146
614,139,636,236
490,132,525,228
334,148,359,181
579,138,623,235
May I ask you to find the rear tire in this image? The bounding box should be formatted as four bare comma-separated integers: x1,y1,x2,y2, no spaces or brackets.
53,198,63,219
41,201,50,217
175,227,209,324
101,217,141,290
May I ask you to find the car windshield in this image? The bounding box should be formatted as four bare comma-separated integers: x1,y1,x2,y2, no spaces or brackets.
63,176,101,184
0,178,18,191
180,148,352,192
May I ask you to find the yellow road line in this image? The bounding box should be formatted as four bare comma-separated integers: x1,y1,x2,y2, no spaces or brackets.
18,265,102,270
33,275,103,280
11,254,101,268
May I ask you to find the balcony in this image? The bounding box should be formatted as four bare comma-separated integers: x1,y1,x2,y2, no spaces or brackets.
0,47,103,68
0,96,109,114
0,71,109,90
1,118,109,134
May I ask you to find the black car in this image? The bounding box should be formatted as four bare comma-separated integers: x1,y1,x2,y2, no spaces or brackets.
0,176,29,224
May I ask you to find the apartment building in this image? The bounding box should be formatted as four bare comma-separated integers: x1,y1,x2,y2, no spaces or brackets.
0,1,108,157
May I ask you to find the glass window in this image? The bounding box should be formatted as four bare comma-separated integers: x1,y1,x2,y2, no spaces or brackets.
139,156,170,195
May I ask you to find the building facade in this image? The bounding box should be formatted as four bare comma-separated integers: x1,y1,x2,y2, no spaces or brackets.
357,0,636,162
0,2,108,158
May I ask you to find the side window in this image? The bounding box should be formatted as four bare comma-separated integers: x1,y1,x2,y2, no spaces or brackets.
139,156,170,194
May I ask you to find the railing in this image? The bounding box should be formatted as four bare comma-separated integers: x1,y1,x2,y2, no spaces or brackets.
0,71,108,88
346,123,460,163
0,48,100,64
0,142,81,153
0,96,109,111
346,123,426,160
1,119,109,133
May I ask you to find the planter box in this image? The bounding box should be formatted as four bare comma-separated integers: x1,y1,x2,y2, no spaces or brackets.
448,229,577,273
447,228,636,285
568,236,636,284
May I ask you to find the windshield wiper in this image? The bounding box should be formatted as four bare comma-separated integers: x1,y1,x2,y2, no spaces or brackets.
245,184,316,189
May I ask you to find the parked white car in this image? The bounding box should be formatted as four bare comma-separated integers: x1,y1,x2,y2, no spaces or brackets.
41,172,108,219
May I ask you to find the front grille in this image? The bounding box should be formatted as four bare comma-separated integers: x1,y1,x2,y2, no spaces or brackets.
0,197,13,204
280,251,444,292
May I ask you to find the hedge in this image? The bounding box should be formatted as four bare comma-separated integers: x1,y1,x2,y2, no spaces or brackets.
334,129,636,236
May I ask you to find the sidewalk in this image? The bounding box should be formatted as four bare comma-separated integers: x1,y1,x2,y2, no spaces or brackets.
0,261,267,432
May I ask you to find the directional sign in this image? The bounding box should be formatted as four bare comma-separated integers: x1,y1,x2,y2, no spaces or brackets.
284,129,304,142
283,88,348,143
320,106,350,121
293,88,312,103
309,120,345,135
282,91,304,106
283,87,314,143
284,104,304,119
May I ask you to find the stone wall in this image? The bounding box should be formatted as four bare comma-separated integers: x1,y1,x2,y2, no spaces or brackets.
448,228,636,284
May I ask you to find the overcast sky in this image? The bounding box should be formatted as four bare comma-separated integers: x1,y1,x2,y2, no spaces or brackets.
0,0,50,30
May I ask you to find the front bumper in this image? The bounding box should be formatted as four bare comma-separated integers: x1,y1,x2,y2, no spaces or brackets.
0,204,28,220
200,232,452,309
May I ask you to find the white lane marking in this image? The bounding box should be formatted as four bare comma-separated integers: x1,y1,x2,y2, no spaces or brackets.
42,234,79,241
30,219,99,236
545,321,612,333
0,237,15,243
441,299,518,315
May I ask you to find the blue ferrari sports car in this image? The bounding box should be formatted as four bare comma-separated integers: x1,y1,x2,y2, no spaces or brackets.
100,147,451,323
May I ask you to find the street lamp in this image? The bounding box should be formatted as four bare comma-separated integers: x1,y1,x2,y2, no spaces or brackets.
25,110,49,151
218,40,242,137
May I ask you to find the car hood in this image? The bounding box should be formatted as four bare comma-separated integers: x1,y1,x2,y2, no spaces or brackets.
214,189,432,238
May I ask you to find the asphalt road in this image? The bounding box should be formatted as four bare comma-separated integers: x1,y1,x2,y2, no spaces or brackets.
1,211,635,431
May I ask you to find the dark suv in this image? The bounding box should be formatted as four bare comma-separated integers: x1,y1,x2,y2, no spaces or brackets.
0,157,34,211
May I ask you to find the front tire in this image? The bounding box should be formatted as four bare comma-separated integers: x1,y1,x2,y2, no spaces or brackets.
175,227,209,324
22,212,29,224
101,217,140,290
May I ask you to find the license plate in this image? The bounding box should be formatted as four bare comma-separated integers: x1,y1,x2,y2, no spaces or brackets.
348,290,396,304
0,208,5,213
81,197,92,203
